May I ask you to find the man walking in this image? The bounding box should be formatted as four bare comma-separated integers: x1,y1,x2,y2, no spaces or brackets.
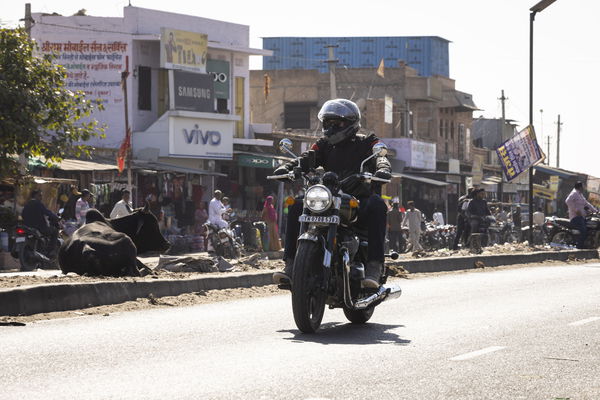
452,187,474,250
75,189,92,226
565,181,597,248
387,201,404,253
402,201,423,252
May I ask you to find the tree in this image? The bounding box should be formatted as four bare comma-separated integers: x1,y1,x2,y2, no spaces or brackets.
0,28,104,177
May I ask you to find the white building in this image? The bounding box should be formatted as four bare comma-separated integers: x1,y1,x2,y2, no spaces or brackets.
31,6,272,175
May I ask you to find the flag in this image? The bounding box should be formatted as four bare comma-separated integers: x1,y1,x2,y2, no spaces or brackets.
376,58,385,78
117,127,131,174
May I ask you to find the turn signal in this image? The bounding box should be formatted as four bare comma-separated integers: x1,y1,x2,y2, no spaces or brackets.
285,196,295,206
349,199,359,208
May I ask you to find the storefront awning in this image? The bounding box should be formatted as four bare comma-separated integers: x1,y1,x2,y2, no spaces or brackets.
29,157,118,171
534,165,578,179
392,173,449,187
133,161,227,177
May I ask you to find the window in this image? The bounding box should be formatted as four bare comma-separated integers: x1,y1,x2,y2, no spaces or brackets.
137,66,151,111
284,103,314,129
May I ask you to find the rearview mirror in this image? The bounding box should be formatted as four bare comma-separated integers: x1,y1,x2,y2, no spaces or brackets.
278,138,298,158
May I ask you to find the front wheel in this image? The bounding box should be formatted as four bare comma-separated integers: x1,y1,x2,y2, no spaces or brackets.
343,306,374,324
551,231,573,246
291,241,327,333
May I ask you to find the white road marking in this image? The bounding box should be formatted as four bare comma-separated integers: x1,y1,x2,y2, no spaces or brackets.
450,346,506,361
568,316,600,326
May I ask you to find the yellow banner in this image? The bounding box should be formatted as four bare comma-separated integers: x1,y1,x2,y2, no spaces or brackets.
533,184,555,200
160,28,207,73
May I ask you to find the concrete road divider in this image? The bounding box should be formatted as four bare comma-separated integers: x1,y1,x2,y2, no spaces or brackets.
0,249,597,316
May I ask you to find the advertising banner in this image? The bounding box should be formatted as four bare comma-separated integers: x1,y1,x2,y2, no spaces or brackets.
160,28,207,73
169,116,234,160
37,36,130,147
170,70,214,112
206,59,230,99
495,125,544,181
382,138,436,170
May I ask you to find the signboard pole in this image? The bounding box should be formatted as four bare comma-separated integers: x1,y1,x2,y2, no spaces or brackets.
122,56,132,192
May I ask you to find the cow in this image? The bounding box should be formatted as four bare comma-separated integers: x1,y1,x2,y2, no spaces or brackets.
58,204,170,277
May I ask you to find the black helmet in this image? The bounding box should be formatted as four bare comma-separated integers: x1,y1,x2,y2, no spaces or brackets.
318,99,361,145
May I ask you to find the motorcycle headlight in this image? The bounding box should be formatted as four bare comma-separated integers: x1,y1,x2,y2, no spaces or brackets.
304,185,332,213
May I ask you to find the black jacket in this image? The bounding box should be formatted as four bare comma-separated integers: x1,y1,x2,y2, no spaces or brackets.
281,133,392,198
467,198,491,218
22,199,58,231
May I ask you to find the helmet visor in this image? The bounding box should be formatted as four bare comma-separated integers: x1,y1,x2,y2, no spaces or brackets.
322,118,350,131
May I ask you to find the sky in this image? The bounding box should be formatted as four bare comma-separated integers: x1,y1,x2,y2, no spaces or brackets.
3,0,599,177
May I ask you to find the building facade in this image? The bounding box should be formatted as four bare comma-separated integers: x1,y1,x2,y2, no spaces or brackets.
262,36,450,77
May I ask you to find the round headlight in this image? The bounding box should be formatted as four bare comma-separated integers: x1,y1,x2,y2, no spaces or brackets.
304,185,332,213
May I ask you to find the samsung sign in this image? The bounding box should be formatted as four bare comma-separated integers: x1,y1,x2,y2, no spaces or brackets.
169,116,234,160
171,70,214,112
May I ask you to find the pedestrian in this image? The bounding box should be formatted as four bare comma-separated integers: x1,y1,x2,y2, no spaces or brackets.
262,195,282,251
75,189,92,226
387,202,405,253
110,189,133,219
402,200,423,252
432,208,444,226
565,181,598,248
512,205,522,241
452,187,474,250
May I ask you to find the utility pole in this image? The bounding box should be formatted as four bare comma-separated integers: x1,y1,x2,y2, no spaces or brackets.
498,90,508,203
324,45,338,99
120,56,133,193
546,135,551,164
556,114,562,168
24,3,32,36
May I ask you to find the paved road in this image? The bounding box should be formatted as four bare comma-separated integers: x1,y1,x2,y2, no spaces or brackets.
2,263,599,400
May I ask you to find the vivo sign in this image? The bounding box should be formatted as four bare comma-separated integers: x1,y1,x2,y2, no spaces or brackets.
169,117,233,160
183,125,221,146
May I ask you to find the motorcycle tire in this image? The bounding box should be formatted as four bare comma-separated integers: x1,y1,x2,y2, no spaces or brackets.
19,240,41,271
551,231,573,246
291,241,327,333
343,306,374,324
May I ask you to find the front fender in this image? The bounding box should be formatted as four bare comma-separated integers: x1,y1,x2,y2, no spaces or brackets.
298,232,319,242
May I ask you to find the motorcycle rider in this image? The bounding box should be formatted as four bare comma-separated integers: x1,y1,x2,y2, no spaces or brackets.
565,181,598,248
21,189,59,256
272,98,392,289
467,188,491,238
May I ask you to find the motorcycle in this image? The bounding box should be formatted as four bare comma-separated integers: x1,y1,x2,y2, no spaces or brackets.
267,139,402,333
204,221,242,259
547,213,600,248
11,222,61,271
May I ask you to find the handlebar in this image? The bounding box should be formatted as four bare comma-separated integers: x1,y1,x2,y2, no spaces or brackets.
267,171,391,184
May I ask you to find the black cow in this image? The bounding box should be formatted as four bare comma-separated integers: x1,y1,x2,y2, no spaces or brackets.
58,204,170,276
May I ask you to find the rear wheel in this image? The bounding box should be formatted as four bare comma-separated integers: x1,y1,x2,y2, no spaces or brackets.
19,239,41,271
343,306,374,324
551,231,573,245
291,241,326,333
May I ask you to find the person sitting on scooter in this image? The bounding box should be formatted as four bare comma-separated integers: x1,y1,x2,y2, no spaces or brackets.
271,98,392,289
467,188,491,237
208,190,230,230
21,189,59,255
565,181,598,248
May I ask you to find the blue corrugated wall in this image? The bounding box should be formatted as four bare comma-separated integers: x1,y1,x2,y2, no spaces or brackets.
262,36,449,77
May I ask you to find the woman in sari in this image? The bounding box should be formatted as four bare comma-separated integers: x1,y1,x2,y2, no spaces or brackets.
261,196,281,251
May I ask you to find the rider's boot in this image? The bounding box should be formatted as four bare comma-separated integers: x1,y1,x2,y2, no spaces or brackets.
362,260,383,289
272,258,294,285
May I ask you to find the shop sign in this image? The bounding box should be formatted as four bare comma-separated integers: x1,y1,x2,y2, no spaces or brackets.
381,138,436,170
238,154,274,169
533,184,556,200
169,116,234,159
206,60,230,99
171,70,214,112
160,28,207,73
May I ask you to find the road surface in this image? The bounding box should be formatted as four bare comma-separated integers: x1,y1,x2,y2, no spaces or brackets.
1,263,599,399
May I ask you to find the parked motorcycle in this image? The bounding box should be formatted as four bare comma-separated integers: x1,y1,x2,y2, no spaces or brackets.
547,213,600,248
267,139,402,333
11,223,61,271
204,222,242,259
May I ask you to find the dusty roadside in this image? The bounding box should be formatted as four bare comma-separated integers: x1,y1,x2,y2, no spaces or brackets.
1,257,595,326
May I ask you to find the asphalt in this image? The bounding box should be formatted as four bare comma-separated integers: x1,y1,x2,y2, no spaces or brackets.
0,248,597,317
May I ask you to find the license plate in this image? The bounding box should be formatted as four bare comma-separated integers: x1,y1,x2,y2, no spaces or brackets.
299,215,340,224
15,237,25,243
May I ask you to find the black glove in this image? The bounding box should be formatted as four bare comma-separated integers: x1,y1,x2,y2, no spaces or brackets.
374,169,392,180
273,166,289,176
